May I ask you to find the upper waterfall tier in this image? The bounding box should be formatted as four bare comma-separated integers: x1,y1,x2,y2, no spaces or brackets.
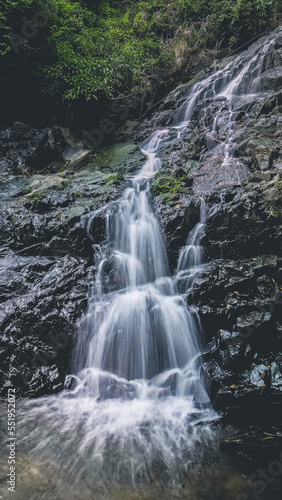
137,28,281,194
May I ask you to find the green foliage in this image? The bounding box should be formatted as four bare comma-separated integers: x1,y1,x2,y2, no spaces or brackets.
230,0,273,43
0,0,281,108
46,2,171,101
0,11,11,55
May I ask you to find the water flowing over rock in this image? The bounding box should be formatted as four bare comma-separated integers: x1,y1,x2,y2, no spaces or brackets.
1,27,282,499
72,143,207,401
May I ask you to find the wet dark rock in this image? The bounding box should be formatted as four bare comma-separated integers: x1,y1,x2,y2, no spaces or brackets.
0,124,90,175
215,386,282,425
262,67,282,92
204,174,282,260
189,256,282,342
0,141,143,260
0,254,88,397
154,197,202,269
188,255,282,420
201,361,233,401
221,428,282,463
0,137,142,396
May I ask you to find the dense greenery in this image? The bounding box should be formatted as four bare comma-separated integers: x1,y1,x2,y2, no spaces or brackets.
0,0,281,121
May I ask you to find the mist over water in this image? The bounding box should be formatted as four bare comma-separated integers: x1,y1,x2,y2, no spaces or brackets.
14,29,282,497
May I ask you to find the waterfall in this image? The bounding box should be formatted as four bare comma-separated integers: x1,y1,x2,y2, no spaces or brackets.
72,135,207,401
70,29,280,401
16,28,282,491
171,30,278,193
175,197,206,293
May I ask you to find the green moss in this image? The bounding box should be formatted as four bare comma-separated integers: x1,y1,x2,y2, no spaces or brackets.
106,173,124,185
152,174,188,202
89,144,142,170
59,168,74,179
74,192,84,199
28,191,42,207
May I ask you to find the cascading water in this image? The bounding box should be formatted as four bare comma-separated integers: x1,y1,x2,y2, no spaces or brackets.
15,28,282,498
175,197,206,294
170,30,279,193
72,136,207,401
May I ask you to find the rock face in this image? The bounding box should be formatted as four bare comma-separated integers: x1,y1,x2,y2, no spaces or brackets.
0,130,145,396
191,256,282,417
0,124,89,175
0,254,87,397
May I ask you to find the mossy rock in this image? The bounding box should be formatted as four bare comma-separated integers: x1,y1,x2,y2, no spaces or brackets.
152,173,190,202
87,143,144,171
106,173,124,185
27,190,41,207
